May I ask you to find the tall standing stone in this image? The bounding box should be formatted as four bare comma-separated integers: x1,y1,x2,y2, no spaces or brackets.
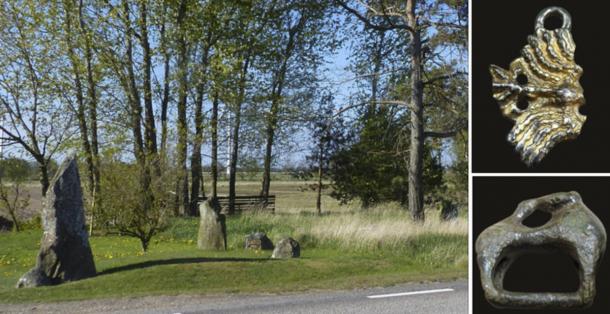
16,156,96,288
197,198,227,250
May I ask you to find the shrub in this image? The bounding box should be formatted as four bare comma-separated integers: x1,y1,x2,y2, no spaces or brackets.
0,158,31,232
97,161,175,252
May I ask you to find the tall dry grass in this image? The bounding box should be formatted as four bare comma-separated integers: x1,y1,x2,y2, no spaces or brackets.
233,203,467,251
161,201,468,267
306,211,466,250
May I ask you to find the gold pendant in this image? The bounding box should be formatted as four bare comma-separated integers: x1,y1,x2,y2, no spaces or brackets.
490,7,585,165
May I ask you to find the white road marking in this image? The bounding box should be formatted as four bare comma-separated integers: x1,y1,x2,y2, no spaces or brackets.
366,288,455,299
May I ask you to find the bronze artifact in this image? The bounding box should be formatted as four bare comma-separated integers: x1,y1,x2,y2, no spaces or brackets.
476,192,606,309
490,7,585,165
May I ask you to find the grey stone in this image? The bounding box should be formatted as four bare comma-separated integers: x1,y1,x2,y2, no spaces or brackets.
440,201,458,221
197,198,226,250
16,268,52,288
271,237,300,259
476,192,606,309
245,232,274,250
16,156,96,288
0,216,13,232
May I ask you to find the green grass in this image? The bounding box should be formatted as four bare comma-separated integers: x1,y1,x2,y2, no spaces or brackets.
0,211,467,304
12,179,343,219
13,176,466,218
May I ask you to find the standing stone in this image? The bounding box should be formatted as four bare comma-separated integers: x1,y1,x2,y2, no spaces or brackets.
16,156,96,288
271,237,300,259
197,198,226,250
440,201,458,221
245,232,274,250
0,216,13,232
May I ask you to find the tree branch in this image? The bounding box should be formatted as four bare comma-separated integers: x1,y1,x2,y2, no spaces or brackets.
423,71,467,85
333,99,413,117
335,0,414,33
424,130,457,138
424,118,467,139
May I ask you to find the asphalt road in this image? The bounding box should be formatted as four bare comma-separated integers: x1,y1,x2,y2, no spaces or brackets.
1,279,468,314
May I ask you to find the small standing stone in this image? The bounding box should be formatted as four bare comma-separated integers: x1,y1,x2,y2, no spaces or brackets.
245,232,274,250
197,198,226,250
272,237,300,259
440,201,458,221
0,216,13,232
16,156,96,288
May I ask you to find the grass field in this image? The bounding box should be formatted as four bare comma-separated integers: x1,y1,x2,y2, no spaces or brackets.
9,179,341,219
0,181,467,304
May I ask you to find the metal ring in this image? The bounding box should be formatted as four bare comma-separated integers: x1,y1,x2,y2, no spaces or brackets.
476,192,606,309
535,6,572,30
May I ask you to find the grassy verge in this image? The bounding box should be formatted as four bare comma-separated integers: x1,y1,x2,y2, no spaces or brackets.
0,208,467,304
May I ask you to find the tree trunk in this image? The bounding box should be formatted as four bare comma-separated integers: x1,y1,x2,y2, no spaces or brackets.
260,74,284,203
159,3,170,159
260,115,276,201
74,74,95,199
228,106,241,215
406,0,425,221
190,136,203,216
124,1,145,167
175,0,189,216
123,0,150,211
190,44,211,216
368,31,384,118
190,134,203,215
260,16,304,202
86,62,101,202
316,141,324,215
228,108,241,215
39,161,49,197
229,57,250,215
138,0,159,166
8,207,20,232
79,0,101,203
210,91,219,199
140,237,149,253
64,3,95,200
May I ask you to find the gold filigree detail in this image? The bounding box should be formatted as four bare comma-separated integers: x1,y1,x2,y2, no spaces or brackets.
490,7,585,165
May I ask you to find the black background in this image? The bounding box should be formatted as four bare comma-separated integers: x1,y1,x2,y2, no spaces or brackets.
472,0,610,172
473,177,610,313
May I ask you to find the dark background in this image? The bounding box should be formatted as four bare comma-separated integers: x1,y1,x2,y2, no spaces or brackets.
472,0,610,172
473,177,610,313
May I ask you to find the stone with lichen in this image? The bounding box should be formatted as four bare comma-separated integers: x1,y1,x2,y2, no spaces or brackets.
271,237,300,259
16,156,96,288
197,197,226,250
